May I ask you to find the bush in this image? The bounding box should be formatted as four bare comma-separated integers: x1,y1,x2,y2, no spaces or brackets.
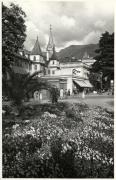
50,136,63,162
65,107,83,122
50,137,78,177
3,134,42,177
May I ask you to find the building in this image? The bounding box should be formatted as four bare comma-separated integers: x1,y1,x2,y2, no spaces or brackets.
13,25,96,99
12,36,46,77
12,52,31,75
42,26,94,95
29,36,45,76
82,51,96,68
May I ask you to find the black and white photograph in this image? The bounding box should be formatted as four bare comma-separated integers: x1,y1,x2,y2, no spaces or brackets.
2,0,114,178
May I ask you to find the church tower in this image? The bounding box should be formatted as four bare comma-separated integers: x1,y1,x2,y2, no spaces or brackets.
46,25,54,61
47,44,60,76
30,36,45,75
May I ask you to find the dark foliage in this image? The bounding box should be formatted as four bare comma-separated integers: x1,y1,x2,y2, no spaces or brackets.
49,87,60,104
3,134,113,178
2,3,26,76
3,70,50,113
91,31,114,87
65,107,82,122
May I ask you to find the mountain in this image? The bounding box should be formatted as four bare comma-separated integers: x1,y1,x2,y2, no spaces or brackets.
57,44,98,62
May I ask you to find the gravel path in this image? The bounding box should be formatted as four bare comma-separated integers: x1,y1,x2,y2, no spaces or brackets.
60,96,114,112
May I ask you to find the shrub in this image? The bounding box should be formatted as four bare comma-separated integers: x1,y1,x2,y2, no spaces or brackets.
2,105,12,115
50,136,63,162
50,137,78,178
3,134,42,177
65,107,82,122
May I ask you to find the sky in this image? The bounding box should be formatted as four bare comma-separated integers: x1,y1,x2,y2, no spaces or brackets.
3,0,114,52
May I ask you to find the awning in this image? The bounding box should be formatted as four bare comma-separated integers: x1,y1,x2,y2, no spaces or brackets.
84,80,93,88
73,80,87,87
73,80,93,88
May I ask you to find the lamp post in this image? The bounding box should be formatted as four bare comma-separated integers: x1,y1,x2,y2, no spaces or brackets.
110,80,114,95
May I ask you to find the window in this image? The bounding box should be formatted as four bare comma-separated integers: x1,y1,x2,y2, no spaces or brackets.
34,56,36,61
53,61,54,65
52,70,55,74
34,65,37,70
48,70,50,74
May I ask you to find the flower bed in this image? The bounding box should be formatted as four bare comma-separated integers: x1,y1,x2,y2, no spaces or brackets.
2,102,114,178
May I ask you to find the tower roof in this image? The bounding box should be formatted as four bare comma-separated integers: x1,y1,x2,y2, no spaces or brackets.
50,45,58,60
46,25,54,51
31,36,42,56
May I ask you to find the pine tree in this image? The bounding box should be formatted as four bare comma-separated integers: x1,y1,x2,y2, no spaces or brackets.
92,31,114,79
91,32,114,90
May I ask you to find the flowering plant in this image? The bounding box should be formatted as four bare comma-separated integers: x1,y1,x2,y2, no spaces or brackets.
3,102,114,178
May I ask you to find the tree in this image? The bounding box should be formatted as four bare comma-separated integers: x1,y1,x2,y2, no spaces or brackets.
3,70,51,113
2,3,26,76
88,72,101,90
92,32,114,77
91,31,114,90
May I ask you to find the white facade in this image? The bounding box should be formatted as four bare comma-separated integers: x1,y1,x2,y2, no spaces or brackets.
60,62,85,78
29,54,45,74
43,59,94,94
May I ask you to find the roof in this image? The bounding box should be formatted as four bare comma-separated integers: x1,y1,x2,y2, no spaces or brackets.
50,45,58,61
31,36,43,56
46,25,54,51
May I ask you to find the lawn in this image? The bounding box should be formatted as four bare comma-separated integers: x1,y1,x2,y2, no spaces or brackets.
2,102,114,178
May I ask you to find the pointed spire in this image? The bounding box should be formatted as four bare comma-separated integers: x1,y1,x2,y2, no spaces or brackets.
50,44,58,60
31,36,42,56
46,24,54,51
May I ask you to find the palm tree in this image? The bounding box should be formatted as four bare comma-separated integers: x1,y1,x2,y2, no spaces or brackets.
2,70,51,113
